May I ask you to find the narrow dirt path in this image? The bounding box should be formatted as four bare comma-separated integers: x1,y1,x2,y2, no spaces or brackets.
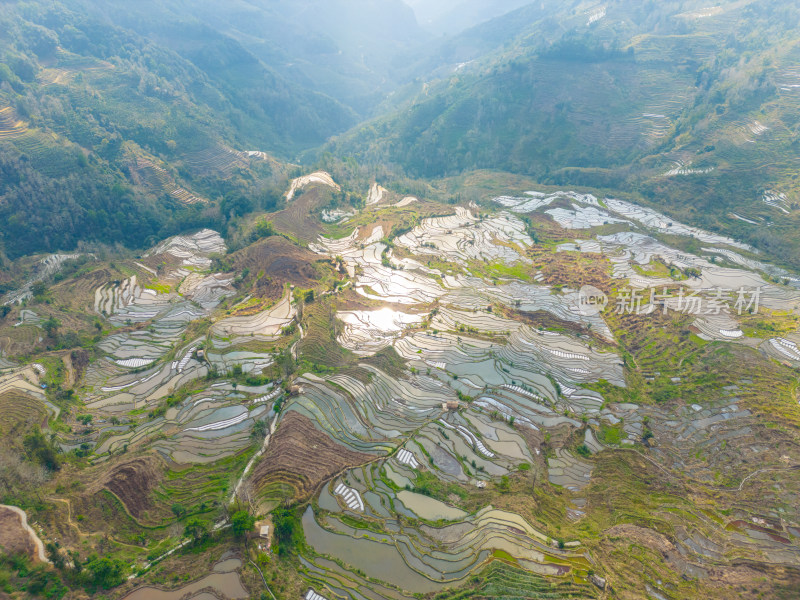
291,323,306,360
737,465,800,492
229,415,278,505
62,351,76,389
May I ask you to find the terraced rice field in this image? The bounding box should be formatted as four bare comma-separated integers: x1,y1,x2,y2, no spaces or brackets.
0,389,50,435
394,207,533,265
763,189,792,214
251,411,376,505
0,366,58,427
74,230,279,467
211,291,295,344
10,130,86,177
321,209,355,223
128,156,205,205
145,229,226,268
0,105,27,139
298,185,800,577
303,457,595,593
183,145,249,177
337,308,425,355
3,252,86,306
42,175,800,598
35,48,113,88
663,160,715,177
366,182,389,205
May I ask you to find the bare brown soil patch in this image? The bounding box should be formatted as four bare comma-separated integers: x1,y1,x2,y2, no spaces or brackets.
605,523,675,555
69,348,89,383
233,236,324,301
51,267,112,312
525,212,579,244
361,347,408,380
93,455,165,519
271,187,330,243
601,523,800,599
0,507,38,560
504,307,612,347
529,249,612,291
0,391,49,437
251,411,374,501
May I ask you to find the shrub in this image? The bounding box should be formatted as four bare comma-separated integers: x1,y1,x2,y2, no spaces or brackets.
23,428,60,471
251,219,275,241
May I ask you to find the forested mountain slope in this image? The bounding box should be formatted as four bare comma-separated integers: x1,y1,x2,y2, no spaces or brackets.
0,0,357,257
70,0,428,116
333,0,800,267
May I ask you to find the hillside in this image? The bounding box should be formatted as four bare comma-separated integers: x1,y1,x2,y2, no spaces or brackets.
2,2,800,599
0,0,358,257
0,171,799,599
71,0,429,116
333,0,800,268
406,0,533,35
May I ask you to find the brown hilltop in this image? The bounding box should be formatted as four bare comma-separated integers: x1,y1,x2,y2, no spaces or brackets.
250,411,375,503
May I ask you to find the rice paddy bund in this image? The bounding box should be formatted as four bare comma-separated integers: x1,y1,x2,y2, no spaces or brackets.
15,173,800,600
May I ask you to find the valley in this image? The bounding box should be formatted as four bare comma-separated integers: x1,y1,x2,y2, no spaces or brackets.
1,1,800,599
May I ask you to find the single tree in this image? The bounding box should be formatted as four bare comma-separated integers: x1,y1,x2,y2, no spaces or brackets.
232,510,256,539
184,517,210,544
43,316,61,338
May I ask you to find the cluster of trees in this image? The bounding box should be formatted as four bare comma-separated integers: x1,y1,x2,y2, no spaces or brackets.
271,508,299,556
42,546,127,592
539,35,634,62
22,428,60,472
0,553,67,599
0,549,131,596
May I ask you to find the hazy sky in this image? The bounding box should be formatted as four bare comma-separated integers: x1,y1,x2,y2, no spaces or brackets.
404,0,532,32
403,0,453,22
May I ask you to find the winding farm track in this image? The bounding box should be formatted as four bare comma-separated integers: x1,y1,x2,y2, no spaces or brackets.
737,465,800,492
292,323,306,360
0,504,50,563
46,497,143,550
